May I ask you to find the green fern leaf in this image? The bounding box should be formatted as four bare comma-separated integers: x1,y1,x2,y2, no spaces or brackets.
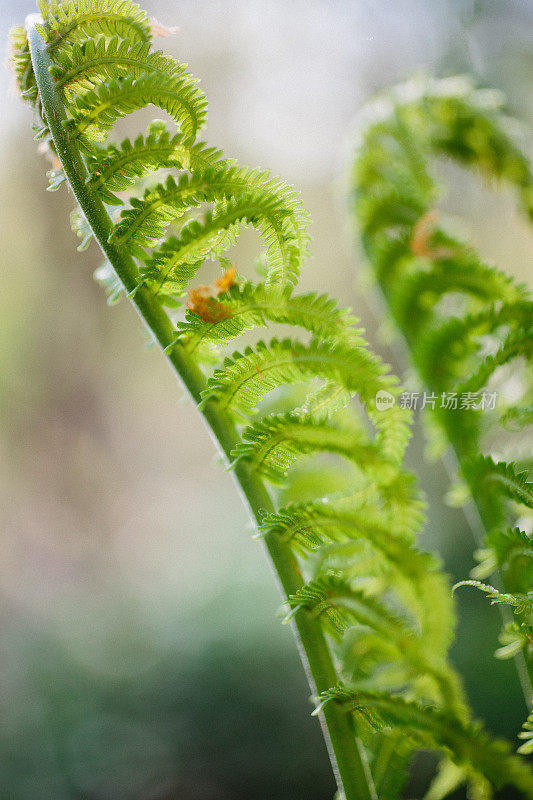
261,497,421,552
9,26,37,102
457,327,533,394
86,121,227,202
202,337,389,414
391,258,523,336
518,712,533,755
486,528,533,593
453,580,533,615
267,498,454,660
37,0,151,51
415,301,533,390
231,412,397,485
317,686,533,797
64,71,207,146
110,166,310,287
286,571,410,640
22,14,525,797
464,456,533,510
352,79,533,732
141,197,283,298
175,283,365,356
50,35,183,99
289,572,463,714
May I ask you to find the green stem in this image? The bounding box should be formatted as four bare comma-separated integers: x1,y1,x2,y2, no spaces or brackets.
27,18,376,800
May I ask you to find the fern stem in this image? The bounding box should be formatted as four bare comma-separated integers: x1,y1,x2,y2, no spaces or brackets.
26,19,376,800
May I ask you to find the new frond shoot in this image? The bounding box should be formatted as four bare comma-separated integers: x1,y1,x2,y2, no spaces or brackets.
11,7,533,799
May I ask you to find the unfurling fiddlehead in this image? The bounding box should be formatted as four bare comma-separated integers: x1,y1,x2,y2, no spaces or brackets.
352,76,533,730
11,5,533,797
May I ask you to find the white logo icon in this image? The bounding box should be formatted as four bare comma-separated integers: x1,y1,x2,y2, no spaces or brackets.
375,390,395,411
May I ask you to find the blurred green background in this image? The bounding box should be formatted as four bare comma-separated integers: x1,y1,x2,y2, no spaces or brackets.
1,1,533,798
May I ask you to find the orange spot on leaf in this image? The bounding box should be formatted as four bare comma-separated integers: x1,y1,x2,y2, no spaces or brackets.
187,285,232,323
214,266,237,295
410,209,457,260
186,266,237,322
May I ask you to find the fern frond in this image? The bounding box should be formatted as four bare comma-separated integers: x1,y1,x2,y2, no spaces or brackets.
352,77,533,721
286,571,410,641
416,301,533,390
489,527,533,567
275,504,455,661
140,197,282,298
317,686,533,797
21,11,529,797
202,337,409,461
453,580,533,615
464,457,533,511
9,26,37,101
110,166,310,286
50,35,182,98
457,327,533,394
202,337,389,414
260,496,422,552
487,528,533,593
175,283,365,355
518,712,533,755
36,0,151,51
231,412,390,484
496,622,533,660
391,258,523,335
86,122,226,203
289,572,464,715
64,71,207,146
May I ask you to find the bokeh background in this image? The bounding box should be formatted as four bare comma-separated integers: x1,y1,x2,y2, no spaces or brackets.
1,1,533,798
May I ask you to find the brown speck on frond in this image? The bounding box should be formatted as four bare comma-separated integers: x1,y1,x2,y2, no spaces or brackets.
214,266,237,295
187,285,232,323
410,209,457,260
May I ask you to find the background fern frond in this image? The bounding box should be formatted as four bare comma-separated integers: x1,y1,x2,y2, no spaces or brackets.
453,580,533,615
518,712,533,755
352,77,533,733
464,457,533,511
